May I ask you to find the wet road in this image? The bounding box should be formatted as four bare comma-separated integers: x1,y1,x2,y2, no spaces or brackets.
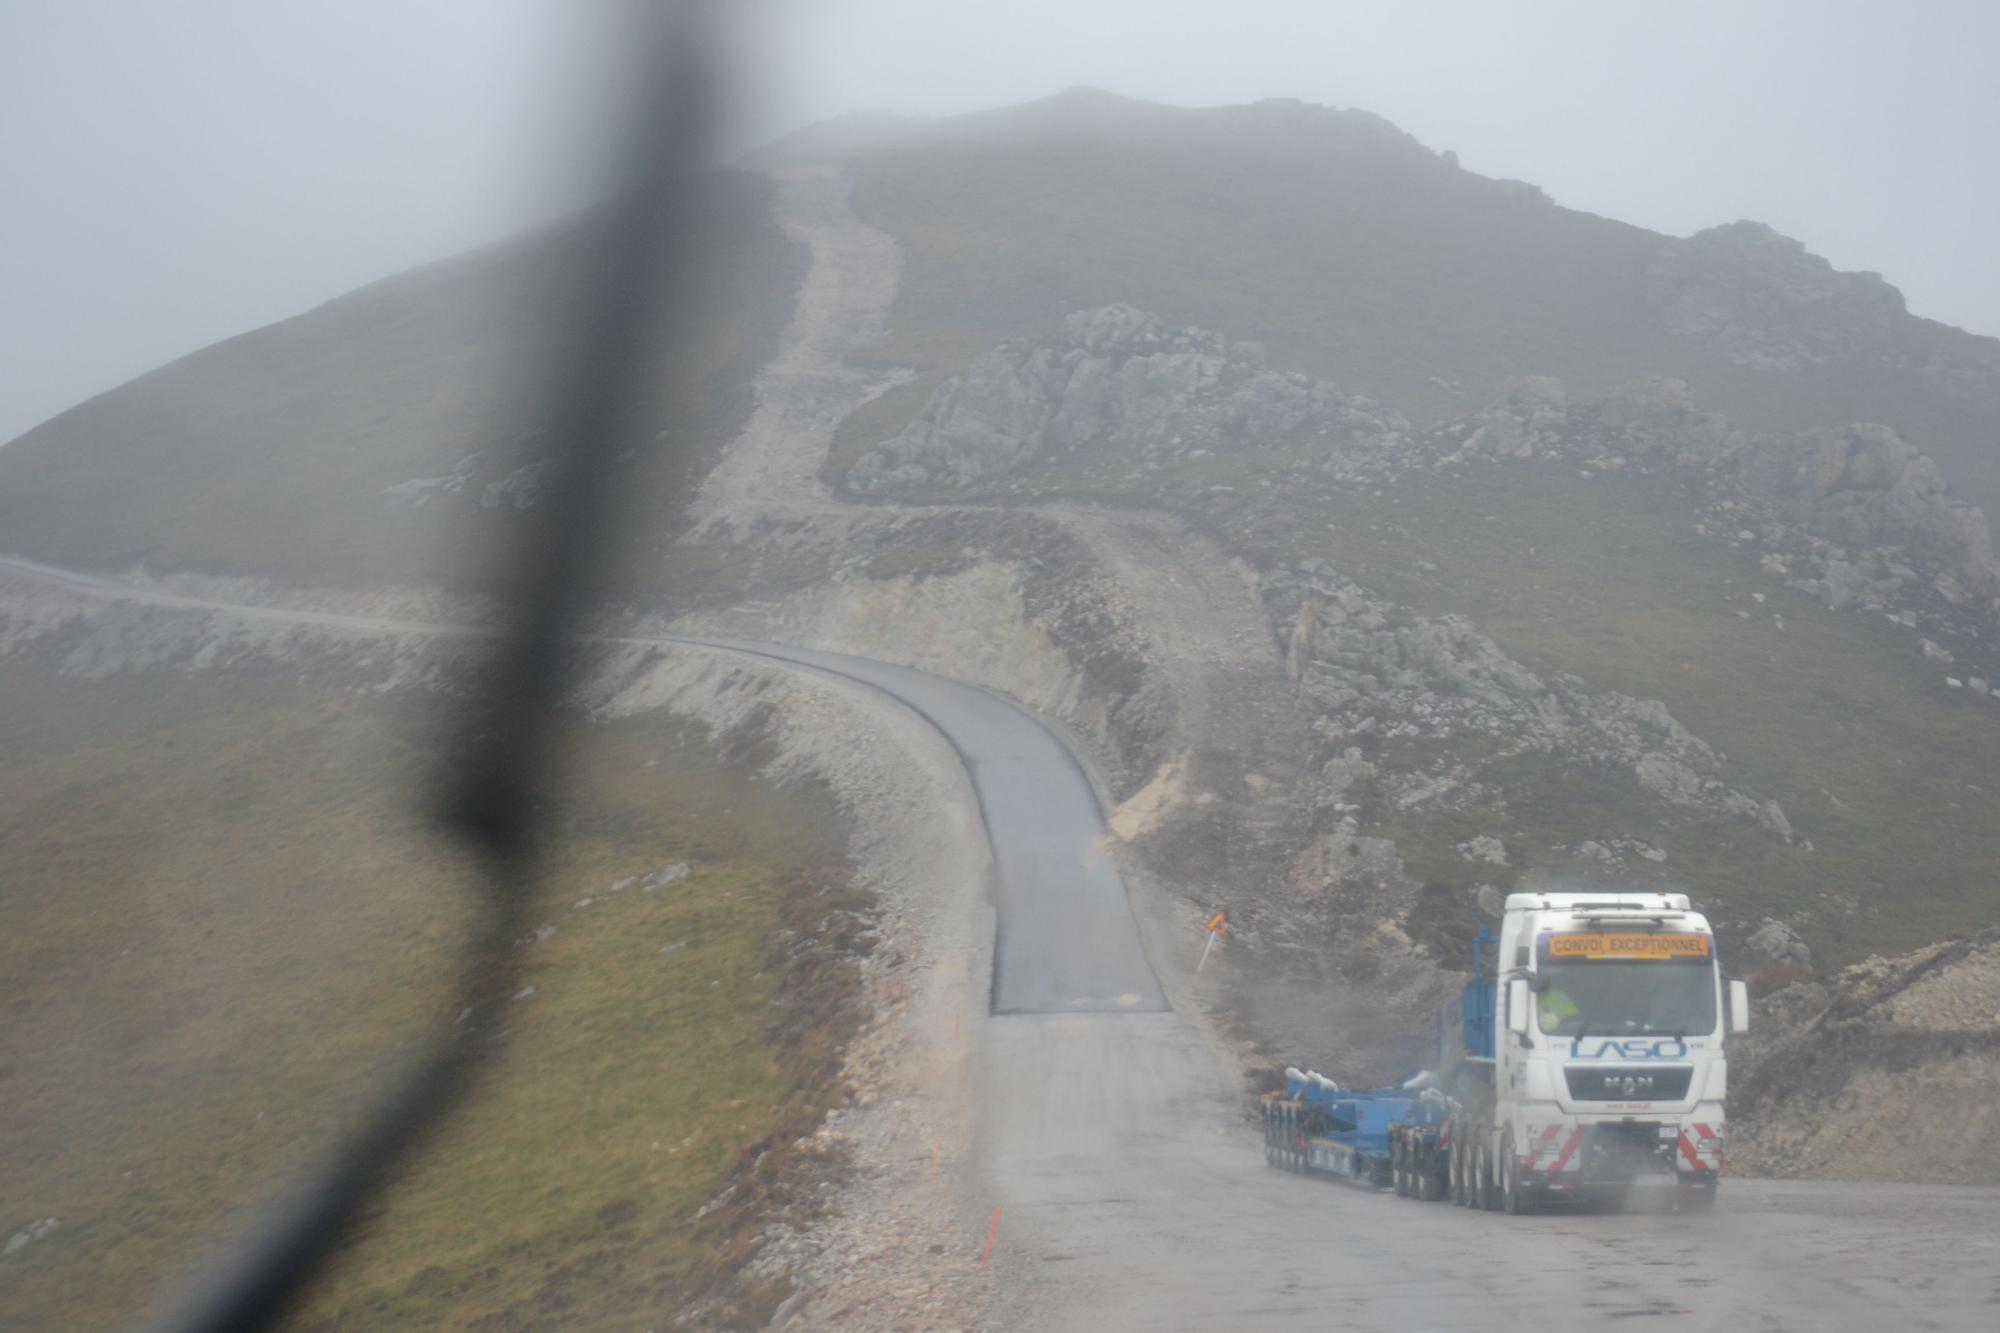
678,637,1166,1015
681,629,2000,1332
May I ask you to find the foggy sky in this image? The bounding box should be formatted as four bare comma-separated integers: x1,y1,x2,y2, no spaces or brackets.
4,0,1997,447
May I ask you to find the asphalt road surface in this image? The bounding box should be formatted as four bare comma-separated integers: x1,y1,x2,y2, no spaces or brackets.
7,556,1999,1330
677,637,1166,1015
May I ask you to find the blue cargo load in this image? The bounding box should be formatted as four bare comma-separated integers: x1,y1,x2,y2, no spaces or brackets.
1439,925,1497,1063
1262,1069,1451,1186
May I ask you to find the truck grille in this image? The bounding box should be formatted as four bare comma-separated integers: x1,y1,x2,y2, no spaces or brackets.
1564,1065,1693,1101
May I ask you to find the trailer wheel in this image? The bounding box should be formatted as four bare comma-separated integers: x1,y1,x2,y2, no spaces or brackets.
1449,1136,1466,1206
1423,1156,1446,1202
1392,1140,1408,1196
1474,1141,1498,1211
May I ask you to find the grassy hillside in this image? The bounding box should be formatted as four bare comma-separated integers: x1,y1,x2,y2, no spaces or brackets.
0,667,858,1330
879,411,2000,969
826,89,2000,518
0,171,805,593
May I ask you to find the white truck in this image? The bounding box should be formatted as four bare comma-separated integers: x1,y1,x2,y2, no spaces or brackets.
1264,890,1750,1214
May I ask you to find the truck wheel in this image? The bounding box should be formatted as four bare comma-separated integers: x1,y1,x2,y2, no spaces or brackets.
1392,1142,1409,1196
1450,1138,1466,1206
1502,1139,1536,1216
1475,1141,1499,1211
1425,1159,1447,1202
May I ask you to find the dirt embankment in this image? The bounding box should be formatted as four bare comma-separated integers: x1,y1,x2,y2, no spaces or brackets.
1731,929,2000,1185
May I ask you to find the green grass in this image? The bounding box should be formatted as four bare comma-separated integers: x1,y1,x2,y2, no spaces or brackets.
0,666,857,1330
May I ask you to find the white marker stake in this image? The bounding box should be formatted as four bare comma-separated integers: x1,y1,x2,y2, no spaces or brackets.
1192,908,1224,972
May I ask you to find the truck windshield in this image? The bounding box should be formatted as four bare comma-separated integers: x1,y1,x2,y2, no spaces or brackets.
1536,961,1717,1037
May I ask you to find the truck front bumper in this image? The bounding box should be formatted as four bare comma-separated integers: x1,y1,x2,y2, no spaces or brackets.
1521,1119,1722,1189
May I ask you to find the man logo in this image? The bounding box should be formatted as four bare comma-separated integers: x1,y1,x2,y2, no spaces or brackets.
1616,1074,1655,1097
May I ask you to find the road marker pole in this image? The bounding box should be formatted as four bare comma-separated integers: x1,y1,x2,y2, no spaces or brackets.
1196,911,1228,973
981,1207,1001,1266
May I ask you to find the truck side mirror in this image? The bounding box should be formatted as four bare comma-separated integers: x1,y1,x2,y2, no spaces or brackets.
1506,977,1531,1034
1728,978,1750,1034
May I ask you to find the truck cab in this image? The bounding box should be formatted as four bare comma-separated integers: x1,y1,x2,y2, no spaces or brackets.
1480,888,1744,1208
1473,891,1748,1213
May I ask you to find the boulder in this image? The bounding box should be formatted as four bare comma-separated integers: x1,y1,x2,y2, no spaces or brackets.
1457,835,1508,866
1746,918,1814,969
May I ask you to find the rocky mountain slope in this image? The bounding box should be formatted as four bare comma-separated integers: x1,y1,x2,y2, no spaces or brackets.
836,300,2000,980
815,88,2000,523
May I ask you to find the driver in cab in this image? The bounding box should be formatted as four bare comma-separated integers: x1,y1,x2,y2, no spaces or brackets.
1537,978,1580,1033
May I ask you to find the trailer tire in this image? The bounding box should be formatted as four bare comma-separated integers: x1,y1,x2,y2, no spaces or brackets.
1475,1140,1498,1211
1424,1158,1447,1202
1392,1141,1409,1197
1451,1136,1468,1206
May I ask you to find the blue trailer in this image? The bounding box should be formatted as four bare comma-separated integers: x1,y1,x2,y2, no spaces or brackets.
1260,1068,1450,1187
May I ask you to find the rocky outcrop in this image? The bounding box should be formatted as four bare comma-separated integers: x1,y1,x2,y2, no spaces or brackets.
849,304,1406,491
866,303,2000,631
1459,375,1738,467
1263,559,1781,831
1460,376,2000,620
1740,423,2000,598
1647,221,1909,373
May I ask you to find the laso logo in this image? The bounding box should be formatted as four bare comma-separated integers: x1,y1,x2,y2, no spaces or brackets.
1570,1036,1688,1060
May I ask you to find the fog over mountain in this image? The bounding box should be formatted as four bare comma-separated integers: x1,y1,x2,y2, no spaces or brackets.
4,0,1999,444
